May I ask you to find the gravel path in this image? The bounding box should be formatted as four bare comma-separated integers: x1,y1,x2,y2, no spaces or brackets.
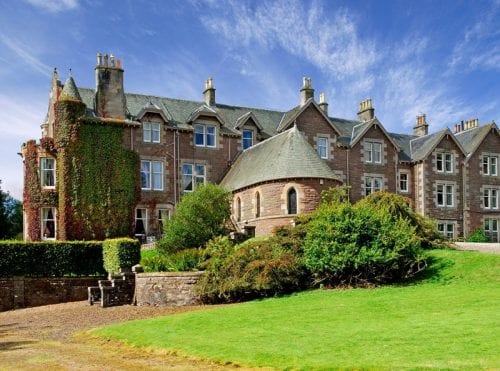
453,242,500,254
0,301,239,370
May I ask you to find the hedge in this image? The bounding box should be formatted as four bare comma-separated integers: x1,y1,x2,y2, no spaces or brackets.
103,238,141,275
0,240,105,277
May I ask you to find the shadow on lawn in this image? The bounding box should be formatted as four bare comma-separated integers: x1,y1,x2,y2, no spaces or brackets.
399,253,456,287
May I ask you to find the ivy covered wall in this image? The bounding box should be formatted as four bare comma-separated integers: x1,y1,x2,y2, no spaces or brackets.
53,99,140,240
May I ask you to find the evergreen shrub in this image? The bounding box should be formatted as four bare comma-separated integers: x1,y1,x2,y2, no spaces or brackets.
304,201,426,286
0,240,105,277
141,248,205,272
102,238,141,275
466,229,490,243
196,235,308,303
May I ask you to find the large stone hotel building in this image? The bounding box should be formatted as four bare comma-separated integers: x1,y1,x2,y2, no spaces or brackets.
22,54,500,242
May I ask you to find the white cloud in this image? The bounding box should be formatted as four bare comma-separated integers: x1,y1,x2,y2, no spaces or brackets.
0,33,52,77
449,2,500,71
0,94,46,138
25,0,78,13
200,0,377,80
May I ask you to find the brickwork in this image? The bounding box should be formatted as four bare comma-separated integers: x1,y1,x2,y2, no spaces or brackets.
233,178,340,236
464,130,500,236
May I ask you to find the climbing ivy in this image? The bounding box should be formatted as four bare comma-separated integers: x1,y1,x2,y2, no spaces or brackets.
23,140,58,240
54,100,140,240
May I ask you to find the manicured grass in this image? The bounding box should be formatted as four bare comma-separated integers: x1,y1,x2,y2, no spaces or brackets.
92,249,500,369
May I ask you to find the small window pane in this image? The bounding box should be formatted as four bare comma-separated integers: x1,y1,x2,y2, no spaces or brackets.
41,207,56,239
491,157,497,176
243,130,253,150
183,164,193,192
152,161,163,190
194,125,205,146
41,158,55,188
206,126,216,147
143,122,151,142
141,161,151,189
152,123,160,143
288,188,297,215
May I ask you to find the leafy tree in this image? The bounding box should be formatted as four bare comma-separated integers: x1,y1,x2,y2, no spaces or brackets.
157,183,231,254
0,180,23,240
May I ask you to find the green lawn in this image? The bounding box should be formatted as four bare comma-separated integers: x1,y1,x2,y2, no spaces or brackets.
92,249,500,369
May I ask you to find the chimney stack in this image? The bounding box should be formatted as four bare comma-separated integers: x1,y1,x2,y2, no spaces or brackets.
413,114,429,137
318,92,328,116
300,77,314,106
95,52,126,119
203,77,216,106
357,98,374,122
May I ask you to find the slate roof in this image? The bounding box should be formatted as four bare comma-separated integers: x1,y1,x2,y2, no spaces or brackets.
455,123,498,155
389,132,416,161
60,76,82,101
410,130,448,161
220,125,339,191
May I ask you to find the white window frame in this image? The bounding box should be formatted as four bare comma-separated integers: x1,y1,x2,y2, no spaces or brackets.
194,124,216,148
484,218,499,242
157,208,170,234
365,176,383,196
135,208,148,235
40,157,56,189
436,152,453,173
141,160,163,191
242,129,253,150
41,207,56,240
399,172,409,193
483,155,498,176
437,222,455,239
317,137,329,159
437,183,454,207
483,188,499,209
364,141,382,164
182,163,206,193
143,122,161,143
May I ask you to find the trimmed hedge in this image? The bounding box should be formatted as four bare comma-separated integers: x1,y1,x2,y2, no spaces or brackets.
0,240,105,277
103,238,141,275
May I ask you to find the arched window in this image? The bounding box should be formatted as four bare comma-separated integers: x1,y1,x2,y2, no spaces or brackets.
255,192,261,218
287,188,297,215
236,197,241,222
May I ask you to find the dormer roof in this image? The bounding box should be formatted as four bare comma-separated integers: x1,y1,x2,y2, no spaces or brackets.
234,111,264,131
410,128,467,161
136,100,172,122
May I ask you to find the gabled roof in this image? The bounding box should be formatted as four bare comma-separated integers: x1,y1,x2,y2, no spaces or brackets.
388,132,416,162
455,122,499,156
220,125,339,191
234,111,264,131
136,100,172,122
410,128,467,161
350,117,400,151
276,99,342,135
187,104,224,125
60,75,82,101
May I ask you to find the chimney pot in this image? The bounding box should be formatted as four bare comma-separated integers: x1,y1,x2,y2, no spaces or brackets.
413,113,429,136
103,54,109,66
300,76,314,106
203,77,216,106
110,54,115,67
318,92,328,115
117,59,122,69
97,53,102,66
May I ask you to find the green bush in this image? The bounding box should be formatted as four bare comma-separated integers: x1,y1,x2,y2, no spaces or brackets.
304,202,426,286
466,229,490,242
141,248,205,272
196,236,308,303
157,184,231,254
355,192,443,248
0,240,105,277
103,238,141,275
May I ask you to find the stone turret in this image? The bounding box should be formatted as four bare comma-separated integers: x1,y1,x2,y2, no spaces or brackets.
60,72,82,101
95,53,126,119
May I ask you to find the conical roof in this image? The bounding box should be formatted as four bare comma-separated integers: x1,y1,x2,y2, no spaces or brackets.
60,74,82,101
220,125,339,191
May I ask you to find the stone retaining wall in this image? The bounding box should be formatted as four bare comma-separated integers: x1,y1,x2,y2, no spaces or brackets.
0,276,104,312
135,272,203,306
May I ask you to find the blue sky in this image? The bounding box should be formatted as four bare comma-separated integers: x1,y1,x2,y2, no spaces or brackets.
1,0,499,200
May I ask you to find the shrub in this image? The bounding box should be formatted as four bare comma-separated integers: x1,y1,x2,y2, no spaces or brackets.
0,240,105,277
141,248,205,272
103,238,141,275
196,236,308,303
466,229,490,243
157,184,231,254
304,202,426,286
355,192,443,248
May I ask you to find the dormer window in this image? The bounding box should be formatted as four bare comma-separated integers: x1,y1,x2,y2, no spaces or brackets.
242,129,253,150
143,122,161,143
194,124,216,148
